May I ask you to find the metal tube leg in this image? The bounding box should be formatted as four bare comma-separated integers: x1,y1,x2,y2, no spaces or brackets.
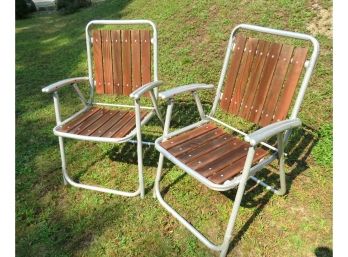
153,153,165,198
58,136,68,185
277,133,286,195
220,147,256,257
135,100,145,198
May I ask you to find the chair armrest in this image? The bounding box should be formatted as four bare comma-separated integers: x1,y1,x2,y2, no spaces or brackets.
245,118,302,146
129,81,163,100
158,83,214,100
42,77,89,93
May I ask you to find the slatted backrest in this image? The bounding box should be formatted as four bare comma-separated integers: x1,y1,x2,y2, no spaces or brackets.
92,29,152,95
220,35,308,127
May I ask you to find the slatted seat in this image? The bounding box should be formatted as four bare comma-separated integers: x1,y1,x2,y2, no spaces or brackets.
56,107,148,139
160,123,269,184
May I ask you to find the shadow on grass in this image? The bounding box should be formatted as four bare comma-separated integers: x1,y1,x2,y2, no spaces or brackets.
315,247,333,257
224,124,319,253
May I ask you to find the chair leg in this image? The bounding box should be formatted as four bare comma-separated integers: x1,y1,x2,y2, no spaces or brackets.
154,147,256,256
57,136,142,197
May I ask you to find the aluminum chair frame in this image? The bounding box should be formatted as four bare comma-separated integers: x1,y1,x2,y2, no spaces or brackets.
42,20,163,198
154,24,319,256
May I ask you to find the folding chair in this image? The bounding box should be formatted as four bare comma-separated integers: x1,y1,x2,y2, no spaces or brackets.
42,20,163,198
154,24,319,256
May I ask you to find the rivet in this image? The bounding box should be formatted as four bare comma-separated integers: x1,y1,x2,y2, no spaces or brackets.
189,154,192,157
170,141,173,144
209,168,212,170
271,55,274,58
260,52,263,55
220,174,224,177
249,50,252,53
198,161,202,164
255,109,258,112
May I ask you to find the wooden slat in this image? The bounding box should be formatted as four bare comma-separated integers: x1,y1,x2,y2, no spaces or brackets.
208,148,268,184
248,43,282,124
59,108,99,132
113,111,148,138
259,45,294,126
220,36,247,111
177,133,235,163
169,128,224,157
239,40,270,118
78,110,119,136
122,30,132,95
273,47,308,122
160,124,217,149
101,30,114,94
103,112,135,138
140,30,151,86
111,30,123,95
131,30,142,92
91,110,129,137
186,138,246,171
229,38,259,114
68,109,107,134
197,143,249,177
93,30,104,94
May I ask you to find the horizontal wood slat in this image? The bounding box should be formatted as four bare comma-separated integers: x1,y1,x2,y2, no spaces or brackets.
160,123,270,184
220,35,308,127
92,29,152,96
56,107,149,139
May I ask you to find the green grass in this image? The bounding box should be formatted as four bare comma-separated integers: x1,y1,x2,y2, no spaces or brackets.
16,0,332,256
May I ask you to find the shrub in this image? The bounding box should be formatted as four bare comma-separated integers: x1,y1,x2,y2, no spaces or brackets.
16,0,30,19
56,0,91,14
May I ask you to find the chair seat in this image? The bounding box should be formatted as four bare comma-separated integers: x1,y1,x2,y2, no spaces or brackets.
56,107,149,139
160,123,269,184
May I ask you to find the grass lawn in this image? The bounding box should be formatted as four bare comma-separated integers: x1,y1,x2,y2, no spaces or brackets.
16,0,332,256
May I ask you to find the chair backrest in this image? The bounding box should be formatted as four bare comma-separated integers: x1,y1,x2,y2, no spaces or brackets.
212,24,319,127
92,29,152,95
85,20,158,100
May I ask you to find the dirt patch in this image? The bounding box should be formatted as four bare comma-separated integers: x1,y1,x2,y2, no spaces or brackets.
307,1,332,38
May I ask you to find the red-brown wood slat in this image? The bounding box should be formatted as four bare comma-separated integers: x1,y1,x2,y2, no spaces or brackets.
220,36,247,111
122,30,132,95
208,148,268,184
91,110,129,137
160,124,217,149
79,110,119,136
68,109,107,134
186,138,246,171
131,30,142,92
272,47,308,122
177,133,235,163
111,30,123,95
229,38,259,114
169,128,224,157
140,30,151,85
196,141,249,178
101,30,114,94
239,40,270,119
248,43,283,125
59,108,100,132
258,45,294,126
93,30,104,94
103,111,135,138
113,111,148,138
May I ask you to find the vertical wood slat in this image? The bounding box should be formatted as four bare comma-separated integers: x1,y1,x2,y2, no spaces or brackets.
122,30,132,95
93,29,152,96
258,45,294,126
239,40,270,118
101,30,114,94
131,30,142,91
229,38,259,114
93,30,104,94
140,30,151,85
220,36,247,111
111,30,123,95
248,43,283,124
272,47,308,122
